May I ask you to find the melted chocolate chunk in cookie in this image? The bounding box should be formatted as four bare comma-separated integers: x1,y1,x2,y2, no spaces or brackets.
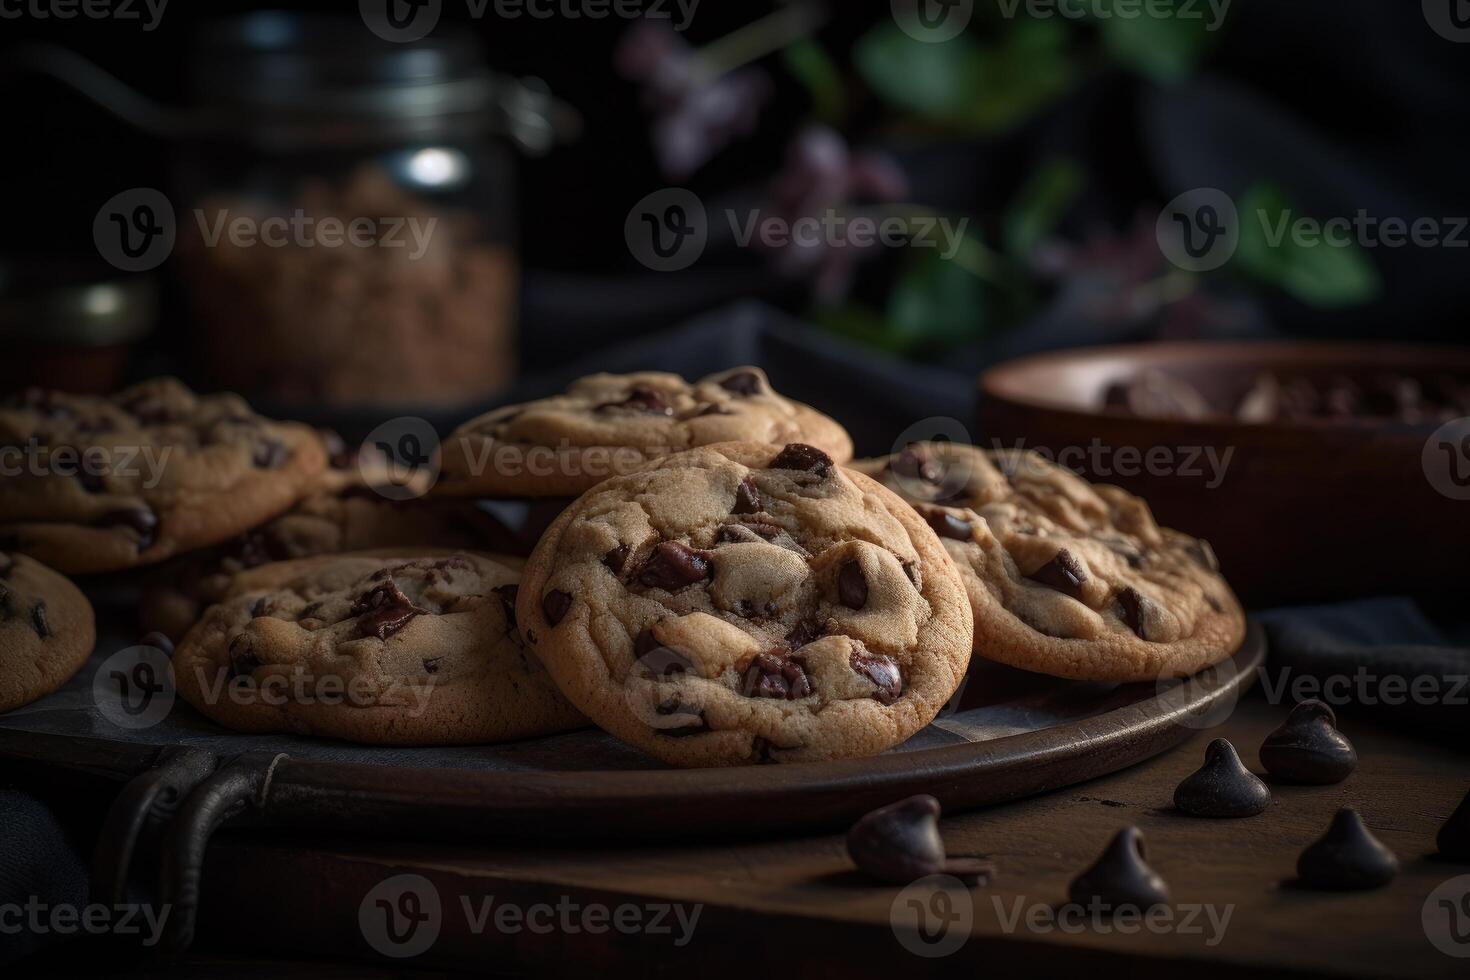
351,580,429,640
1028,548,1087,601
850,645,902,705
541,589,573,626
770,443,832,477
741,652,812,700
838,561,869,610
920,507,972,541
718,371,763,396
597,384,674,415
638,542,712,591
732,476,762,514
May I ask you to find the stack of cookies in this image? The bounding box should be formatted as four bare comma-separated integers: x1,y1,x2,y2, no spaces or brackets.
0,369,1245,767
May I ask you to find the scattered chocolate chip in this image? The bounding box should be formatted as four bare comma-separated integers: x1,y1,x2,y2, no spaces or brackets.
1296,808,1399,890
653,698,706,737
769,443,832,477
1259,699,1358,784
492,584,519,625
838,561,868,610
785,619,823,648
850,647,902,705
253,439,287,469
541,589,573,627
718,370,762,396
741,652,812,700
1116,587,1157,641
423,658,442,675
1173,738,1271,818
846,795,993,885
227,634,261,679
920,507,971,541
597,384,673,415
96,507,159,550
1028,548,1087,600
29,601,51,639
638,541,712,591
602,545,630,575
139,631,174,655
351,580,429,640
1437,788,1470,861
733,476,762,514
1069,826,1170,912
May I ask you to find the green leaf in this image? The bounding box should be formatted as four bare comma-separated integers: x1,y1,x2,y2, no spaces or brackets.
854,21,1075,134
1235,182,1381,308
781,39,846,124
885,245,988,351
1094,0,1221,83
1003,157,1084,261
813,303,907,353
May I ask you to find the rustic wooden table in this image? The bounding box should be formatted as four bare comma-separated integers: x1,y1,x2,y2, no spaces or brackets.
139,693,1468,979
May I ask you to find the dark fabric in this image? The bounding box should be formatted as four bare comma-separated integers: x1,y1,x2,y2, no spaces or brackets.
0,789,90,967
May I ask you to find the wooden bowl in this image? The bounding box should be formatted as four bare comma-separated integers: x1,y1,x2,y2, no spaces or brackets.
978,342,1470,605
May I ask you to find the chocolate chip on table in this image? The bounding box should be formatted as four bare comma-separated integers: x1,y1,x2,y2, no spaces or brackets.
1173,738,1271,818
769,443,832,477
1437,788,1470,861
1259,699,1358,784
96,507,159,550
602,545,630,575
351,580,430,640
838,561,868,610
29,601,51,639
1027,548,1087,600
1068,826,1170,912
920,506,971,541
1296,808,1400,890
718,370,763,396
541,589,573,627
846,795,993,886
850,645,902,705
596,384,673,415
638,541,712,591
741,652,812,700
253,438,287,469
1116,587,1157,641
227,634,261,679
732,476,762,514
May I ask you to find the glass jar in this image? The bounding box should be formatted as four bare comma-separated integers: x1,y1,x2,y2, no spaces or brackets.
174,13,547,408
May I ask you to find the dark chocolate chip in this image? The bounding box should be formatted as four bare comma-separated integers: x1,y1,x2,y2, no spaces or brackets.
1437,788,1470,861
227,634,261,679
850,647,902,705
718,370,762,396
733,476,762,515
1173,738,1271,818
741,652,812,700
602,545,630,575
423,658,442,674
1259,699,1357,784
253,439,287,469
541,589,573,627
30,601,51,639
1116,587,1157,641
597,384,673,415
351,580,429,640
846,794,992,886
1068,826,1170,912
1296,808,1399,890
250,596,274,619
769,443,832,477
139,631,174,655
1028,548,1087,600
921,507,971,541
96,507,158,550
837,561,868,610
638,541,712,591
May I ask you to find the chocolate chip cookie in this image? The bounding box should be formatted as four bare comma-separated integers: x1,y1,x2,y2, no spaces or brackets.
851,442,1245,682
435,367,853,498
140,490,519,641
0,379,327,574
517,442,973,767
0,552,96,713
173,552,585,745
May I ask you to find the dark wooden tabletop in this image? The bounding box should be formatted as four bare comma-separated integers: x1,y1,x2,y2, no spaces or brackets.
125,692,1467,979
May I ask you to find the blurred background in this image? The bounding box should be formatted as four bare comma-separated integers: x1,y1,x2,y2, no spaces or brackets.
1,0,1467,411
